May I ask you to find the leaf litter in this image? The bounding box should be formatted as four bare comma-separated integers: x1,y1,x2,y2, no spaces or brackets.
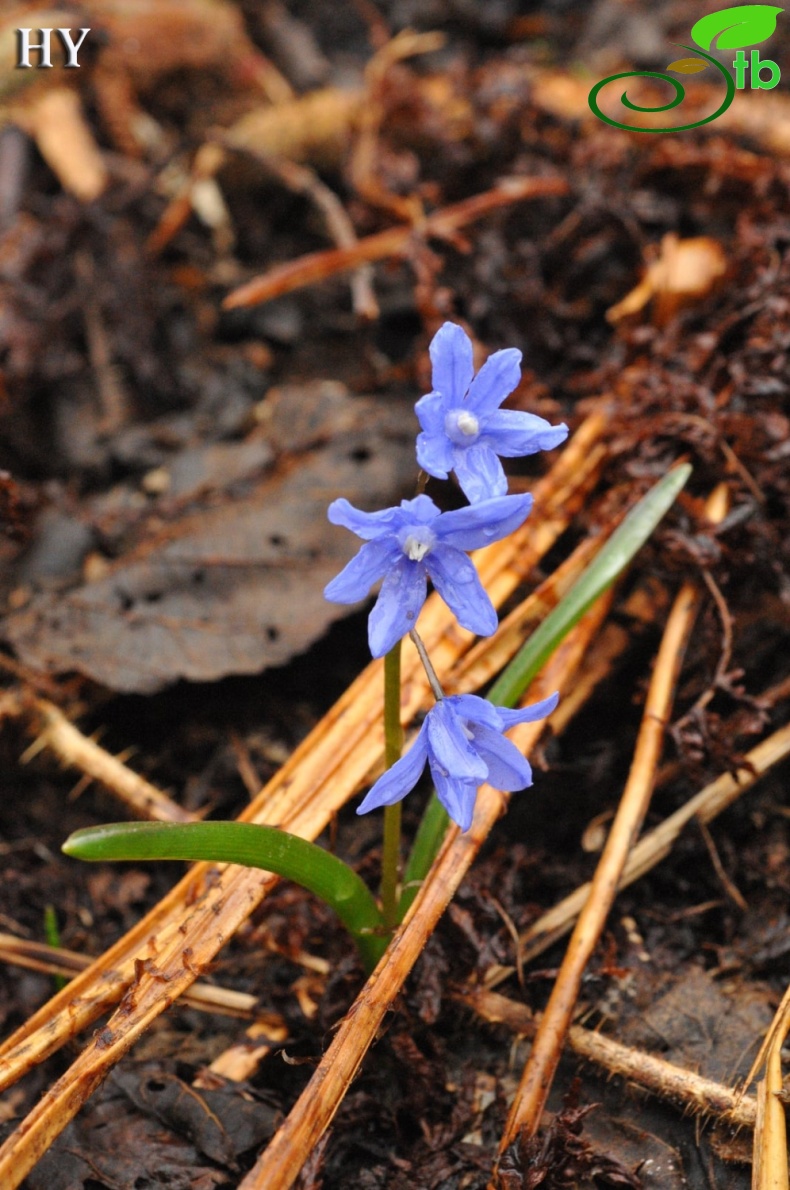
0,0,789,1187
3,382,415,692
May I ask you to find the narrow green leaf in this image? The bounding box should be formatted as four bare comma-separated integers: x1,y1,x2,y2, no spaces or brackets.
488,464,692,709
402,465,692,906
690,5,782,51
399,795,449,917
63,821,387,971
44,905,67,992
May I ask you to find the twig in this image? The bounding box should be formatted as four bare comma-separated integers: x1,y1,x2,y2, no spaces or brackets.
673,564,735,728
255,153,379,319
752,1011,790,1190
461,988,757,1130
149,141,379,317
496,485,729,1156
696,817,747,911
74,252,130,435
349,31,445,223
507,718,790,970
223,176,568,309
0,932,256,1019
21,698,196,824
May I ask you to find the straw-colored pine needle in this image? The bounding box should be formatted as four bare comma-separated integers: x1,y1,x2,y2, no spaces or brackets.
0,414,608,1189
236,596,612,1190
463,987,757,1131
752,1026,790,1190
502,720,790,970
0,932,256,1019
748,985,790,1189
496,483,729,1155
21,698,196,823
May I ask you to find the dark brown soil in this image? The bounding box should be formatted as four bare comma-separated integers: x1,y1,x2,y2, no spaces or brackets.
1,2,789,1186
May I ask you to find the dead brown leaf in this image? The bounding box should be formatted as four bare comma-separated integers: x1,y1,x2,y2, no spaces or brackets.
3,385,414,692
606,233,728,326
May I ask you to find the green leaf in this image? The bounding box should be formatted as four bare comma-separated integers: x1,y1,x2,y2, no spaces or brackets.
400,795,450,916
667,57,709,72
488,464,692,709
690,5,783,50
63,821,388,971
401,464,693,914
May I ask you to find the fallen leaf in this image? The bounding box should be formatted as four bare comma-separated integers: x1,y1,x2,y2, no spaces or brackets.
606,233,728,326
113,1066,277,1168
21,1084,227,1189
3,385,415,692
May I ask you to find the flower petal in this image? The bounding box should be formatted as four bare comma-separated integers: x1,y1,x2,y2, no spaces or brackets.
400,493,441,524
415,390,448,436
356,722,430,814
466,723,533,791
452,442,508,502
367,558,427,657
435,493,533,551
429,322,475,403
323,538,400,603
416,428,454,478
494,692,560,730
482,410,569,458
431,766,479,831
444,694,503,731
464,347,522,416
425,545,498,637
426,700,488,781
328,498,403,541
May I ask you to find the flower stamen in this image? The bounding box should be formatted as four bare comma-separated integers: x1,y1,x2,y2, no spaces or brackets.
456,411,480,437
445,409,480,445
400,525,435,562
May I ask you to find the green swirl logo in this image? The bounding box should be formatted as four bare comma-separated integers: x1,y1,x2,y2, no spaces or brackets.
588,4,783,133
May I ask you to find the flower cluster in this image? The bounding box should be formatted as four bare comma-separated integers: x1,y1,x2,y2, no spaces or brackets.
324,322,565,829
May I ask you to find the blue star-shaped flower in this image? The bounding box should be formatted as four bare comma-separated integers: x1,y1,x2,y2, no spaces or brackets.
416,322,569,503
324,492,533,658
357,691,559,831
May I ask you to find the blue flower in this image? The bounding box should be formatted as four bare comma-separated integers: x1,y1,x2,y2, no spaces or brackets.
416,322,569,503
324,492,533,658
357,691,559,831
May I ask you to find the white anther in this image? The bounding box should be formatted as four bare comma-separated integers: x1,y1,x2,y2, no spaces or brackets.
456,411,480,436
403,534,431,562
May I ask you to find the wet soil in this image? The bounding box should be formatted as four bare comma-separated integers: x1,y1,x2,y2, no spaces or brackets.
1,1,790,1186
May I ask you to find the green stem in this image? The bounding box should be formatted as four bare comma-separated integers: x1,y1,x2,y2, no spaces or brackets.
381,802,401,930
380,642,404,929
63,821,388,972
